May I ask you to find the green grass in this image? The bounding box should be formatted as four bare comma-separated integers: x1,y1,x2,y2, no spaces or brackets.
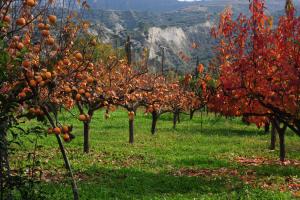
11,109,300,199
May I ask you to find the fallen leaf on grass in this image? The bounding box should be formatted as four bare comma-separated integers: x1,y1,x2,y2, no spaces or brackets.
174,167,238,177
235,156,300,167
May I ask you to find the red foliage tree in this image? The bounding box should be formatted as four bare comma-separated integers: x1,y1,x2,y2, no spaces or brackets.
211,0,300,161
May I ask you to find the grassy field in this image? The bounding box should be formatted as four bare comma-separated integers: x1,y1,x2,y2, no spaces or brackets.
12,109,300,199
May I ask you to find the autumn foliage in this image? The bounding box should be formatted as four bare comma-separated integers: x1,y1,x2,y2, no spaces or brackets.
210,0,300,161
2,0,300,199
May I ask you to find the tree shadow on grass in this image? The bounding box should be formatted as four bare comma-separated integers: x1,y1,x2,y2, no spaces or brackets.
172,126,266,137
42,165,294,199
74,167,242,200
156,124,265,137
175,157,300,177
202,127,265,137
246,164,300,177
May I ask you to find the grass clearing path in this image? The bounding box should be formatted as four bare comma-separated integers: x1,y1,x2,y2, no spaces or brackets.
13,110,300,199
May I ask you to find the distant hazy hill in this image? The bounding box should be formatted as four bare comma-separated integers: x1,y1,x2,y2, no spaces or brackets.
88,0,206,12
87,0,295,13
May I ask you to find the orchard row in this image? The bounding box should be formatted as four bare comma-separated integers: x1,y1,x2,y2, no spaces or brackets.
1,0,300,199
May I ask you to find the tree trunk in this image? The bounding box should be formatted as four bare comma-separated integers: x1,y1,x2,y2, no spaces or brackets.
0,125,6,200
134,108,137,116
129,119,134,144
200,110,204,132
278,129,285,162
177,112,181,123
173,112,177,129
42,108,79,200
270,122,276,150
83,110,93,154
151,111,158,135
190,109,195,120
264,122,270,133
125,36,132,65
0,120,12,200
273,120,287,162
0,144,3,200
55,134,79,200
83,121,90,153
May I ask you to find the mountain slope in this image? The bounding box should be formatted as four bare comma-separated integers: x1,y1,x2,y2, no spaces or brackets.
88,0,201,12
85,1,300,73
88,0,297,13
85,7,214,73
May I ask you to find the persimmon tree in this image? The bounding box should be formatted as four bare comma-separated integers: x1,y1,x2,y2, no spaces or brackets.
161,81,190,129
144,76,197,133
65,41,123,153
114,64,149,143
211,0,300,161
181,64,212,120
143,75,170,135
0,1,62,197
0,0,92,198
